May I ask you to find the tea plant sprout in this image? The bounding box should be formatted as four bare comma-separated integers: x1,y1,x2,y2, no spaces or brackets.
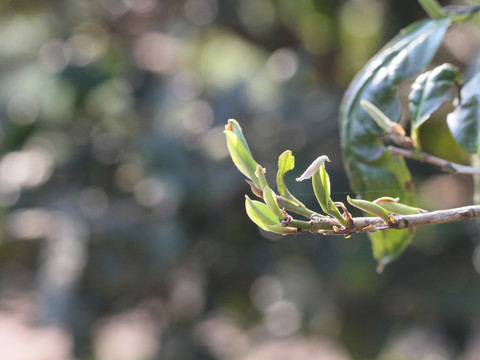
225,0,480,271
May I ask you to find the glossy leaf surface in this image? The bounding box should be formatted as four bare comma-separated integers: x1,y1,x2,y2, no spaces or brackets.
447,73,480,153
339,17,451,266
409,63,460,147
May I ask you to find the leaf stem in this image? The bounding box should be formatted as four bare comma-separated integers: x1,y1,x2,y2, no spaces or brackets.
276,197,319,219
418,0,447,19
388,146,480,175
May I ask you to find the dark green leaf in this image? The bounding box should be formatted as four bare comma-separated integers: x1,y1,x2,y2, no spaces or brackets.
447,73,480,153
409,63,460,147
339,17,451,266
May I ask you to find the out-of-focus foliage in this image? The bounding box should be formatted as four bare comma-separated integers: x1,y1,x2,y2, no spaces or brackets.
1,0,480,360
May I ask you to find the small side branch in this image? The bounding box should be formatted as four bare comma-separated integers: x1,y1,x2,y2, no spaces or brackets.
312,204,480,235
388,146,480,175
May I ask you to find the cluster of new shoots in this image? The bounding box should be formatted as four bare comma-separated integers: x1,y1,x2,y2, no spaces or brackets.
224,119,425,237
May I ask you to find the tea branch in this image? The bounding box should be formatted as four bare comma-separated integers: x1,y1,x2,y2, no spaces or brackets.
388,146,480,175
290,204,480,236
224,119,480,241
360,100,480,176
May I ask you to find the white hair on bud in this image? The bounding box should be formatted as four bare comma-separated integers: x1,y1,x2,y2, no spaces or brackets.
295,155,330,182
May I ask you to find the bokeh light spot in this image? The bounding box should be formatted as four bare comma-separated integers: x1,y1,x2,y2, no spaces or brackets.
265,300,301,337
6,208,52,240
184,0,218,26
0,149,53,188
67,32,107,67
238,0,275,32
7,93,39,125
134,177,166,208
250,275,284,311
78,187,109,219
181,100,214,136
94,310,161,360
115,163,144,192
201,126,229,161
134,32,177,74
38,39,70,74
266,48,299,82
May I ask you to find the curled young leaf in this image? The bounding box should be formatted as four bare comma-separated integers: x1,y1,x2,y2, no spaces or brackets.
295,155,330,182
276,151,305,207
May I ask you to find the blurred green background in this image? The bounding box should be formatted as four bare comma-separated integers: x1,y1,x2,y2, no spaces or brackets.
1,0,480,359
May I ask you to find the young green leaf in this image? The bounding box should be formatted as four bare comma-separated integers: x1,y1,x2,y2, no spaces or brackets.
255,165,268,191
373,197,426,215
447,73,480,153
276,151,305,207
297,156,349,227
224,121,260,188
226,119,251,153
339,17,451,267
263,186,287,220
360,100,412,149
347,196,391,224
245,196,297,234
409,63,460,148
360,100,402,135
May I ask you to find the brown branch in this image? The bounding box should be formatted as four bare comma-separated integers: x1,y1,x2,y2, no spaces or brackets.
310,204,480,236
388,146,480,175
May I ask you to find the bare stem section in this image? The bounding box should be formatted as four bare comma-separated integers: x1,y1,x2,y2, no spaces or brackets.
388,146,480,175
